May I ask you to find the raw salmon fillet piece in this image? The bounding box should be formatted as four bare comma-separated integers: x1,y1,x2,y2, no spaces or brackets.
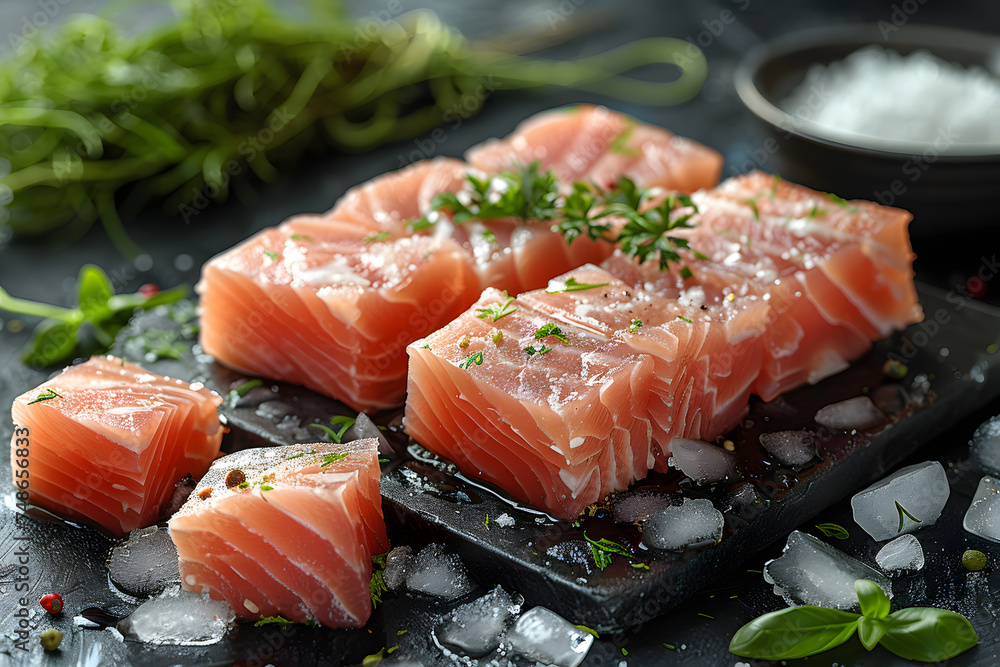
197,223,480,412
404,266,769,518
169,439,389,628
405,287,656,520
466,104,723,192
10,355,223,537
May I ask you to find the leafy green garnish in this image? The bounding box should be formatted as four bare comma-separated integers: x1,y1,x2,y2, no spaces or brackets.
545,277,610,294
27,388,62,405
524,345,552,356
815,523,850,540
730,580,977,662
895,501,922,533
534,323,568,344
320,452,351,468
824,192,860,213
290,234,314,243
745,195,761,221
309,416,357,444
628,319,643,333
460,351,485,369
259,485,274,491
263,250,279,261
0,265,187,367
475,292,518,322
228,378,264,403
363,232,391,243
237,481,250,490
254,615,317,628
584,532,634,571
575,625,600,637
676,315,692,323
612,191,700,272
370,553,389,608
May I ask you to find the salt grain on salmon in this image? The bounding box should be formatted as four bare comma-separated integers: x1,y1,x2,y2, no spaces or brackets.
9,355,223,537
168,439,389,628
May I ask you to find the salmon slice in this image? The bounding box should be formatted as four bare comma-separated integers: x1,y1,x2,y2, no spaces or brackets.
466,104,723,192
197,224,480,412
9,355,223,537
169,439,389,628
404,287,656,520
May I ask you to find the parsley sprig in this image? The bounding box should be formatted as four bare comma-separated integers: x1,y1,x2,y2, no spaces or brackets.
407,162,703,273
475,291,518,322
309,416,357,444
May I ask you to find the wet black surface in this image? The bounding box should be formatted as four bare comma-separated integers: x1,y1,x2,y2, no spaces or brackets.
3,0,1000,665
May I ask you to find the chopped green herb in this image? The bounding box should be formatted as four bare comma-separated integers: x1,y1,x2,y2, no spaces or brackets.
237,481,250,489
747,569,762,574
663,643,676,650
254,615,317,628
698,613,715,619
524,345,552,356
309,415,357,444
679,265,694,279
584,532,632,570
370,565,388,608
745,195,760,220
481,229,498,246
420,343,430,349
476,291,518,322
629,561,650,570
824,192,860,213
806,204,827,219
609,121,641,157
378,458,389,463
27,388,61,405
363,232,391,243
962,549,987,571
574,625,600,638
397,629,408,636
770,173,782,199
621,647,629,656
545,277,610,294
259,485,274,491
290,234,314,243
490,329,503,344
895,500,922,533
231,379,264,400
628,319,643,333
816,523,850,540
882,359,908,380
987,343,998,355
320,452,351,468
286,452,307,460
460,351,485,369
534,323,568,343
263,250,279,261
676,315,693,323
485,514,490,529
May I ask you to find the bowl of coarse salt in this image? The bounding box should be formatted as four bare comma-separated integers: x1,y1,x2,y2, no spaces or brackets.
735,23,1000,233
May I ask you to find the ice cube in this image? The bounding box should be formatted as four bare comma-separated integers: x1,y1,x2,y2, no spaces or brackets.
764,531,892,611
382,545,413,591
875,534,925,573
963,475,1000,543
125,585,234,645
436,585,519,657
759,429,819,469
345,412,390,452
668,438,739,484
609,488,673,523
107,526,181,597
971,415,1000,475
507,607,593,667
815,396,885,431
850,461,950,541
545,540,593,567
405,543,475,600
724,483,764,527
493,513,515,528
643,498,724,551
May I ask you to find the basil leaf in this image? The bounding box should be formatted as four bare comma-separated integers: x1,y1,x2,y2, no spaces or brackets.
107,285,189,314
77,264,114,324
858,616,888,650
879,607,978,662
20,320,80,367
729,606,860,660
856,579,890,620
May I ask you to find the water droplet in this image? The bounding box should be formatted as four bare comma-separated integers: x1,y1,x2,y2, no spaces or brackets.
134,255,154,271
174,254,194,271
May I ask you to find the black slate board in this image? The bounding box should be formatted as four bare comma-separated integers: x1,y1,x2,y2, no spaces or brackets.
99,283,1000,637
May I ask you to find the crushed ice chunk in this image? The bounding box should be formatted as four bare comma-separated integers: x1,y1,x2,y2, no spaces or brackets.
382,546,413,591
724,483,764,526
850,461,949,541
507,607,593,667
876,534,925,573
759,429,819,469
493,513,515,528
344,412,390,452
643,498,724,550
545,540,593,567
436,585,520,657
971,415,1000,475
764,531,891,611
815,396,885,430
668,438,739,484
107,526,181,597
124,585,234,645
609,488,673,523
405,543,475,600
963,475,1000,543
